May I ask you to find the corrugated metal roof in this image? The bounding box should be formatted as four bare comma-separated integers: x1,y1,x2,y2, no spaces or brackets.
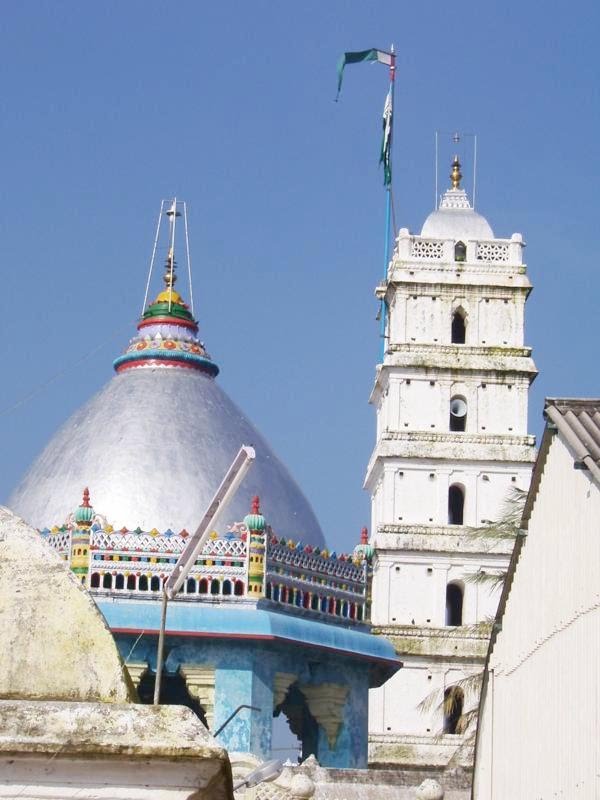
544,398,600,487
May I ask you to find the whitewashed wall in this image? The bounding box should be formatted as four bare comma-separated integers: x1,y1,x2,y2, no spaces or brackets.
474,433,600,799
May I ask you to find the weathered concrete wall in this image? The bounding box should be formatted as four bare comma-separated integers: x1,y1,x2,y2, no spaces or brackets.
0,506,133,703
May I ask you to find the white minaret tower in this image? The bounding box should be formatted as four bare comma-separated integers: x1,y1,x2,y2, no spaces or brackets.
366,156,537,771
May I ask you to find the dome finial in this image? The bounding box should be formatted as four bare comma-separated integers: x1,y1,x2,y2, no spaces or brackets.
450,155,462,190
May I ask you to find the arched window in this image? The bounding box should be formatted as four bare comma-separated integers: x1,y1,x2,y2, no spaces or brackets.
448,484,465,525
454,240,466,262
222,580,232,596
445,583,464,626
186,577,196,594
450,396,467,432
444,686,464,734
210,579,220,595
265,583,272,599
90,572,100,588
302,593,310,609
127,574,136,591
357,605,363,622
234,580,244,596
139,575,148,592
198,578,208,594
102,573,112,589
451,309,466,344
115,574,125,591
150,576,160,592
321,597,328,613
311,594,319,611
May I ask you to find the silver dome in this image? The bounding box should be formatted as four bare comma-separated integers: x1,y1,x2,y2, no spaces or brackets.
9,368,326,547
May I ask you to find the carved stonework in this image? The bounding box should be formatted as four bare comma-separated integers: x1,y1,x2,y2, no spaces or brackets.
300,683,349,748
179,664,216,729
125,661,148,688
273,672,297,708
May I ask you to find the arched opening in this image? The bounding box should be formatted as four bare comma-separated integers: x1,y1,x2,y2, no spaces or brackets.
150,576,160,592
265,583,272,599
444,686,464,734
222,580,232,596
311,595,319,611
114,574,124,590
139,575,148,592
199,578,208,594
450,395,467,432
272,584,280,602
357,605,364,622
90,572,100,588
321,597,328,613
127,574,136,591
274,682,319,763
448,484,465,525
454,240,466,263
186,577,196,594
451,309,466,344
137,670,208,729
234,580,244,596
210,579,220,595
302,593,310,609
102,573,112,590
445,583,464,626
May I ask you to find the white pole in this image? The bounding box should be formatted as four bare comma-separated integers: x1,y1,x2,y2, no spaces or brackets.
434,131,439,210
183,202,195,316
473,134,478,209
168,197,177,312
142,200,165,314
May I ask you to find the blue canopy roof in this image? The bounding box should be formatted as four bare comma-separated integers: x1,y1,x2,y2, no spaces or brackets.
97,599,400,687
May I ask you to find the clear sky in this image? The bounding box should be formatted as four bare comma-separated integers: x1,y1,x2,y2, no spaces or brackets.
1,1,599,553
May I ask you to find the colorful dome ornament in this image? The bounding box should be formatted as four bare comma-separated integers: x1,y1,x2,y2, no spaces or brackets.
114,202,219,378
353,526,374,564
74,487,94,528
113,277,220,378
244,496,266,533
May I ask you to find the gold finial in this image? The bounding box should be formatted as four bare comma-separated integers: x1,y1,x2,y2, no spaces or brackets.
163,247,177,289
450,155,462,190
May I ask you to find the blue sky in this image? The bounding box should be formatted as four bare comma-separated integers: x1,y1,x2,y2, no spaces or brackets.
1,1,599,553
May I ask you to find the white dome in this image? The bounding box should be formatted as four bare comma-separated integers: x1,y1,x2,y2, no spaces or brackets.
421,188,493,240
9,368,326,546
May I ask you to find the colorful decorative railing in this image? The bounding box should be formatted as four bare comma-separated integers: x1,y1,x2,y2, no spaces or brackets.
41,518,371,624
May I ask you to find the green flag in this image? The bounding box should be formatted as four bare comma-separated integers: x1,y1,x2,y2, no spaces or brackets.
379,87,393,186
336,49,393,100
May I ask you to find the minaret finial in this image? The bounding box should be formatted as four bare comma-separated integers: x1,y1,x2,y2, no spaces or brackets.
450,155,462,190
251,495,261,515
164,199,181,309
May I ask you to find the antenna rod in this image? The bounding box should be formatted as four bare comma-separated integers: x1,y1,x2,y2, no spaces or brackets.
142,200,165,314
434,131,439,210
473,135,478,209
168,197,177,312
183,202,195,316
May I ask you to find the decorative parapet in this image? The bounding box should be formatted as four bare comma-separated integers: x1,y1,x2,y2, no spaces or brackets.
41,506,371,626
393,229,524,269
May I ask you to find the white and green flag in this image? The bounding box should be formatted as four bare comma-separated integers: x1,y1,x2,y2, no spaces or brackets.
380,87,393,186
336,49,393,100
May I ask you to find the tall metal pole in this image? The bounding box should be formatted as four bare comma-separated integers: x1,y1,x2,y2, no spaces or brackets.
379,47,396,362
153,589,169,705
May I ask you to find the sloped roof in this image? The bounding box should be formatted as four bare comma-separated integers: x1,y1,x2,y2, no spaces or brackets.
542,398,600,488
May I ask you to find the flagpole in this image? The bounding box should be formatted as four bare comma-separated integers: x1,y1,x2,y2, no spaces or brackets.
379,47,396,361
